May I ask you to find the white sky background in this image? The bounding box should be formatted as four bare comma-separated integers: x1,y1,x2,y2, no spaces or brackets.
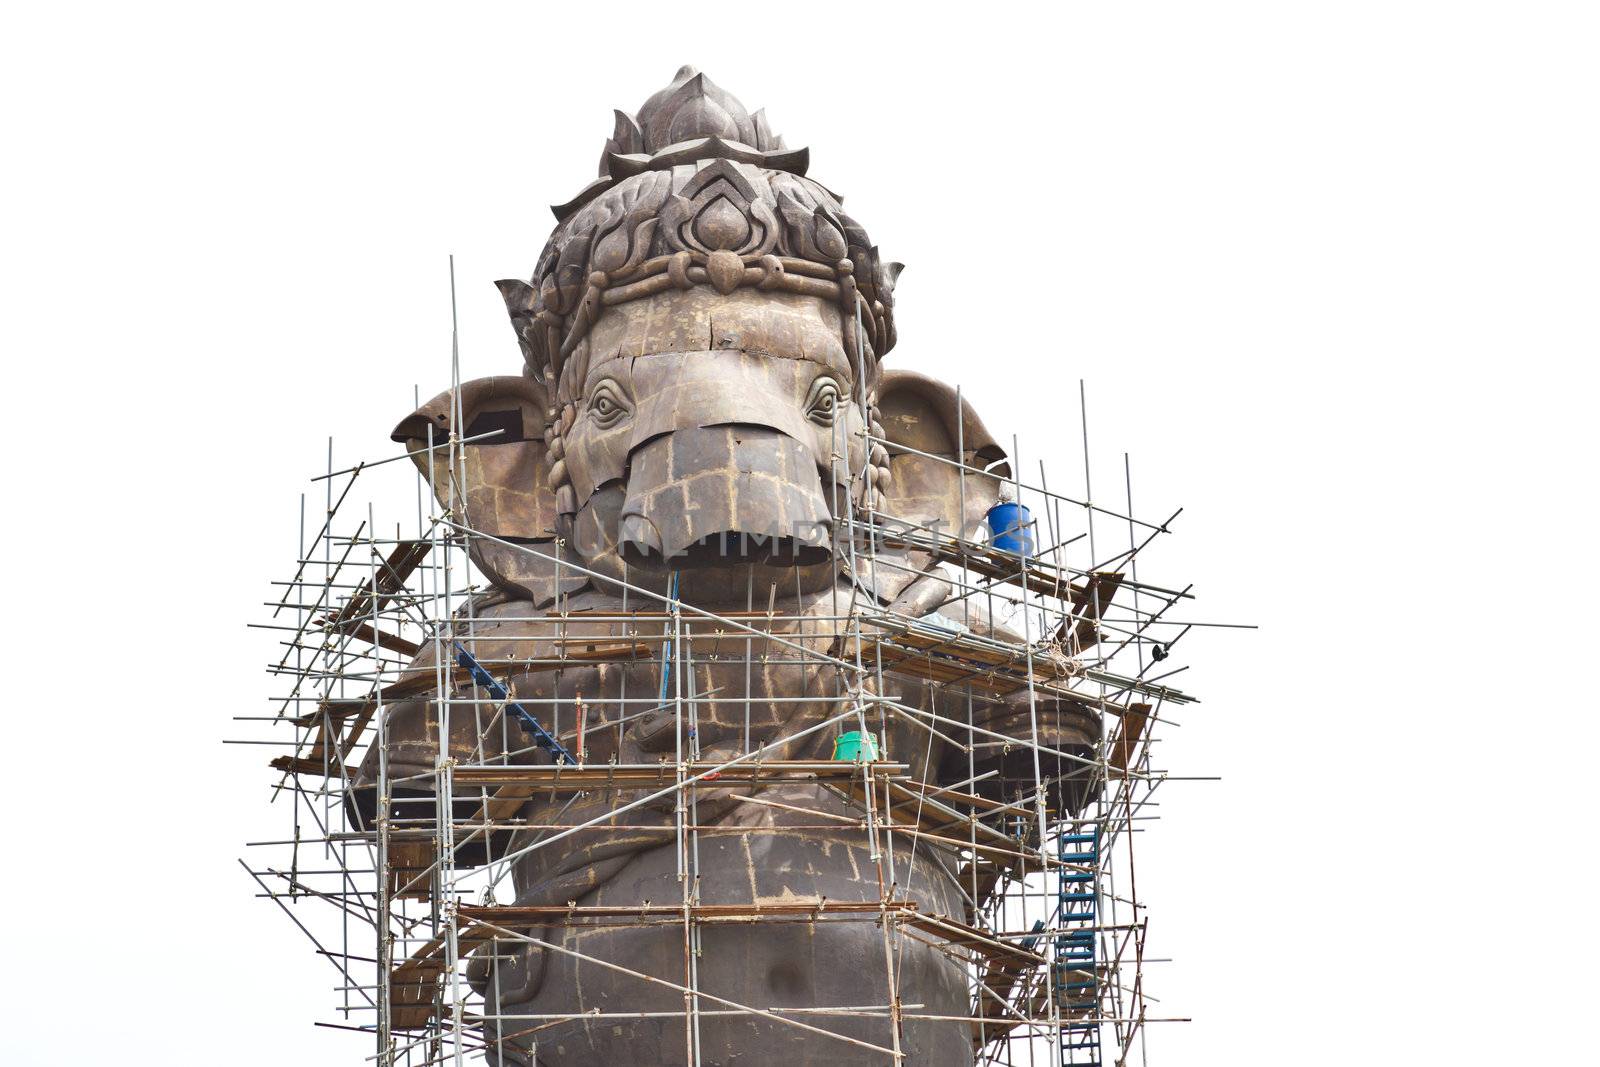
4,2,1596,1063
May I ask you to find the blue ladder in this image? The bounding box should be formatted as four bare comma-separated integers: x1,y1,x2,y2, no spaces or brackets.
1055,829,1100,1066
452,642,575,765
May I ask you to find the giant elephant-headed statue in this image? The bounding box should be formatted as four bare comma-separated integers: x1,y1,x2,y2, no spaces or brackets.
357,67,1100,1066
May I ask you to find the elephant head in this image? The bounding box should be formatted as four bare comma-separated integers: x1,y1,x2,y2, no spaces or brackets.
394,67,1014,609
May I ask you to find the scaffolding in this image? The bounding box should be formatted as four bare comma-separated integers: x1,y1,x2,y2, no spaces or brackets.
240,321,1223,1066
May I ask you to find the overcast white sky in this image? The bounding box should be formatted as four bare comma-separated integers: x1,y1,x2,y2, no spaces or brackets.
4,3,1596,1064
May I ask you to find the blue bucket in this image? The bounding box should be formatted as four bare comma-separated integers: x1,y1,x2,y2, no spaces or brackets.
985,502,1035,557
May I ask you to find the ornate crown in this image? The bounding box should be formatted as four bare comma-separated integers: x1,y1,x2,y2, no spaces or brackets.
497,66,900,393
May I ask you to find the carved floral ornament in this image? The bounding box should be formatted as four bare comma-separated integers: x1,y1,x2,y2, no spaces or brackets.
495,67,901,402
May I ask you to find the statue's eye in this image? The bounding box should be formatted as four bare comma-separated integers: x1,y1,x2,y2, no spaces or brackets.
806,377,842,426
588,382,630,428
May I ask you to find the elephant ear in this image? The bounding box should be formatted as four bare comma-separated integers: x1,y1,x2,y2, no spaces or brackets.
392,376,586,606
866,369,1011,603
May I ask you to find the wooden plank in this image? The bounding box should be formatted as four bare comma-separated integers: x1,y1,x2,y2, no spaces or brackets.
869,622,1123,706
878,531,1080,597
387,839,433,900
328,540,432,626
973,977,1054,1049
1108,702,1152,777
269,754,354,778
841,777,1018,849
330,620,423,658
334,704,377,765
957,817,1046,917
476,784,538,822
972,946,1044,1042
1066,571,1123,653
902,911,1046,967
895,779,1032,819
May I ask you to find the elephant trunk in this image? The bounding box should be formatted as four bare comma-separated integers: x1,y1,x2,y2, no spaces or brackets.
617,425,834,569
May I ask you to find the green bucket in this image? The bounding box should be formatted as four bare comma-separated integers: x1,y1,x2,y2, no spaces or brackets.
831,731,881,762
